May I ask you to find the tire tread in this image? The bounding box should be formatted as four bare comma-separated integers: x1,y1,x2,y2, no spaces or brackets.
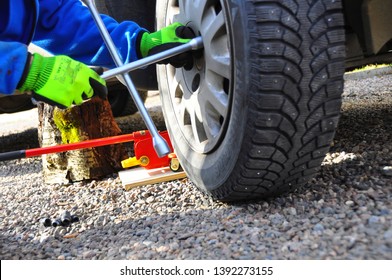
211,0,345,201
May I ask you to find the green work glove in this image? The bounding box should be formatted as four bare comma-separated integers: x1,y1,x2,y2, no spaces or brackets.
18,53,107,109
138,22,195,68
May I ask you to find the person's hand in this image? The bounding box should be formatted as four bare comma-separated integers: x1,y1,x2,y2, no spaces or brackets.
138,22,195,68
18,53,107,109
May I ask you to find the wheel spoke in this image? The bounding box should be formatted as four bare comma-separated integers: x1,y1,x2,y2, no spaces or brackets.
179,0,187,12
202,8,226,40
203,84,229,118
203,12,230,79
200,83,228,136
193,0,213,27
179,98,191,127
206,52,231,80
191,105,207,144
169,70,182,100
200,109,221,141
168,2,180,23
192,0,209,11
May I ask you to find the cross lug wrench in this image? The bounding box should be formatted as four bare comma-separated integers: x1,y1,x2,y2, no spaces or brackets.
82,0,203,157
0,1,203,162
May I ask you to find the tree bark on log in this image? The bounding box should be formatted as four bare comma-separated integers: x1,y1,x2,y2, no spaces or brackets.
37,98,128,184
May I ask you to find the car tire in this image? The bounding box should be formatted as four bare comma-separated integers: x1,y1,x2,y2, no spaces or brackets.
156,0,346,201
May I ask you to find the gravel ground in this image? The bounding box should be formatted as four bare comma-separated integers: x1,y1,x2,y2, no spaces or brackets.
0,75,391,260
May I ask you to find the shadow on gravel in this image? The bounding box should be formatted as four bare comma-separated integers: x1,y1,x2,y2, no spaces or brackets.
332,100,392,151
0,128,39,153
309,100,392,193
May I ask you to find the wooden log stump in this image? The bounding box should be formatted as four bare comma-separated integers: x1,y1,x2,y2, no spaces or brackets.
37,97,128,184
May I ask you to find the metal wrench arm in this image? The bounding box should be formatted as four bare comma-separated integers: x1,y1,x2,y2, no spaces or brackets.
83,0,170,157
101,37,203,80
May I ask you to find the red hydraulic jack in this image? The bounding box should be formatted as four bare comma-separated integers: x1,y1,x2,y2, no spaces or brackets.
0,130,182,172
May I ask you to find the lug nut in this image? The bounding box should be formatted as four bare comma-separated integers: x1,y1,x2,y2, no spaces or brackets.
40,218,52,227
52,218,63,227
71,215,79,223
60,211,72,227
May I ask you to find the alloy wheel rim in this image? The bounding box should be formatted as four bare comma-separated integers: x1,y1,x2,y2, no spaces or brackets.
165,0,233,153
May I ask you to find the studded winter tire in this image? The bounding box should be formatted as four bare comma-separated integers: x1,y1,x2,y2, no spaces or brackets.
156,0,346,201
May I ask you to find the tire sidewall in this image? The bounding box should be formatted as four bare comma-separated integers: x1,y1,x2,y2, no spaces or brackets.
157,0,251,191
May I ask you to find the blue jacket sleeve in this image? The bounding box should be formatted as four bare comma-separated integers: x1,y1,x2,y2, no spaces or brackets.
33,0,146,68
0,42,28,94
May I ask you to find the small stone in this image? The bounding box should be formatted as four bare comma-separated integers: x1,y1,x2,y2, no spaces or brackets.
142,241,154,247
322,207,335,215
313,223,325,232
135,229,150,236
269,213,285,225
383,229,392,240
156,245,170,252
352,145,360,153
368,216,380,225
381,166,392,176
286,207,297,216
39,234,50,243
169,242,180,250
82,250,96,259
345,200,354,206
146,196,155,203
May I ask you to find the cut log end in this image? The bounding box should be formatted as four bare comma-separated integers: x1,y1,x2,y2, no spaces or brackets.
38,98,128,184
